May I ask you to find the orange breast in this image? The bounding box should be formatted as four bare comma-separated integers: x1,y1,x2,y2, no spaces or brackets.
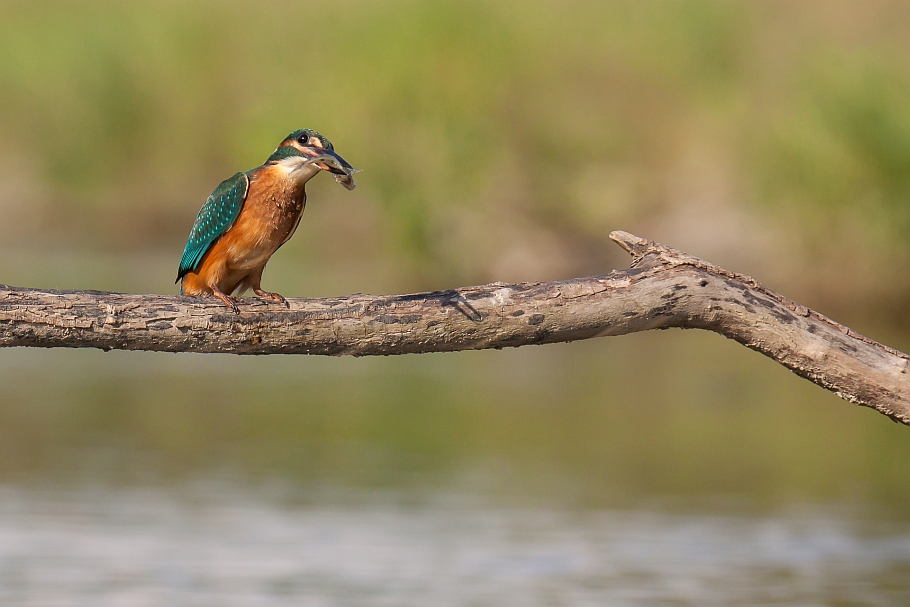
181,166,307,296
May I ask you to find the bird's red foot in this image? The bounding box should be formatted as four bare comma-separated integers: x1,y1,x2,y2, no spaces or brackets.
210,286,241,314
254,288,289,308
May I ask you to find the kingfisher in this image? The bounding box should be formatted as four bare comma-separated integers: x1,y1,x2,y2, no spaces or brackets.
177,129,357,313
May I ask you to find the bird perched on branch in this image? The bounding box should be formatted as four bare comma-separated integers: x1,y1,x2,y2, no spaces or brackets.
177,129,358,313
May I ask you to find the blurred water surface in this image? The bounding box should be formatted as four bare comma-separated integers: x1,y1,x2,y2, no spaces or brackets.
1,485,909,606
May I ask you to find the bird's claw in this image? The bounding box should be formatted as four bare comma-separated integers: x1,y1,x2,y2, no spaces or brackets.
212,293,241,314
254,289,290,308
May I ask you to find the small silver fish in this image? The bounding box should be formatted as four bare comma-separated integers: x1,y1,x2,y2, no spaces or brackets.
335,172,358,190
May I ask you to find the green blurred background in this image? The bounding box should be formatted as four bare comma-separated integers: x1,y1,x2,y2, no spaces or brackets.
0,0,909,517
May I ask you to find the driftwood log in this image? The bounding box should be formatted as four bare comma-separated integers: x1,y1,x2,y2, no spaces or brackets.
1,231,908,426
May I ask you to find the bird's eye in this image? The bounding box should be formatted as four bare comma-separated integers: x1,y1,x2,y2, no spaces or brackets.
297,134,309,145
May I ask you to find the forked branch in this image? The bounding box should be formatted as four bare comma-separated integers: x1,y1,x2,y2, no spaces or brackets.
1,231,908,425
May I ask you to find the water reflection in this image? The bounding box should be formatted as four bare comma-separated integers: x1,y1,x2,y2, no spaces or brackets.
1,485,908,606
2,337,910,512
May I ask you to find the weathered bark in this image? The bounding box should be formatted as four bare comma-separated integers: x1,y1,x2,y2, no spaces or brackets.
1,231,908,425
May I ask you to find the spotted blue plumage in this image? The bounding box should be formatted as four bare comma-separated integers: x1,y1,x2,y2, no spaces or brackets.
176,171,250,282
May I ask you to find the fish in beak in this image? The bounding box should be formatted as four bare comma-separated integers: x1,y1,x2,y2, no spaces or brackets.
304,150,361,190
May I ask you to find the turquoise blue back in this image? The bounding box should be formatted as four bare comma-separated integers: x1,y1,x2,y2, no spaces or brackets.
177,172,250,282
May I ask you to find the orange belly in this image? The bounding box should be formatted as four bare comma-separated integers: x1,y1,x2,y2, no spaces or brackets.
181,167,306,296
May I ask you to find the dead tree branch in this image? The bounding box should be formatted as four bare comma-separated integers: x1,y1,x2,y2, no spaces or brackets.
1,231,908,425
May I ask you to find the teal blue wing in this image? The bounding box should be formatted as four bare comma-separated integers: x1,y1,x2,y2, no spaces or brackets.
176,171,250,281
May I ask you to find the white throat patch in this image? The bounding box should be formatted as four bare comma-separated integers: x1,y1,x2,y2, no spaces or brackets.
276,156,321,183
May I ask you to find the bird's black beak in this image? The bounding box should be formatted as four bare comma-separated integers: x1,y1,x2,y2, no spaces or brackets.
304,148,356,176
303,147,359,190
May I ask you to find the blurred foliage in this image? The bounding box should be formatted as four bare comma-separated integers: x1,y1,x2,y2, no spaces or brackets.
0,0,909,513
0,1,907,303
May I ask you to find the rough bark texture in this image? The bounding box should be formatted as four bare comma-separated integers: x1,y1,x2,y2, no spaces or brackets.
1,231,908,425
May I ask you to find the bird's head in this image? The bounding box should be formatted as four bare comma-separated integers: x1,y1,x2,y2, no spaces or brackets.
266,128,358,189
